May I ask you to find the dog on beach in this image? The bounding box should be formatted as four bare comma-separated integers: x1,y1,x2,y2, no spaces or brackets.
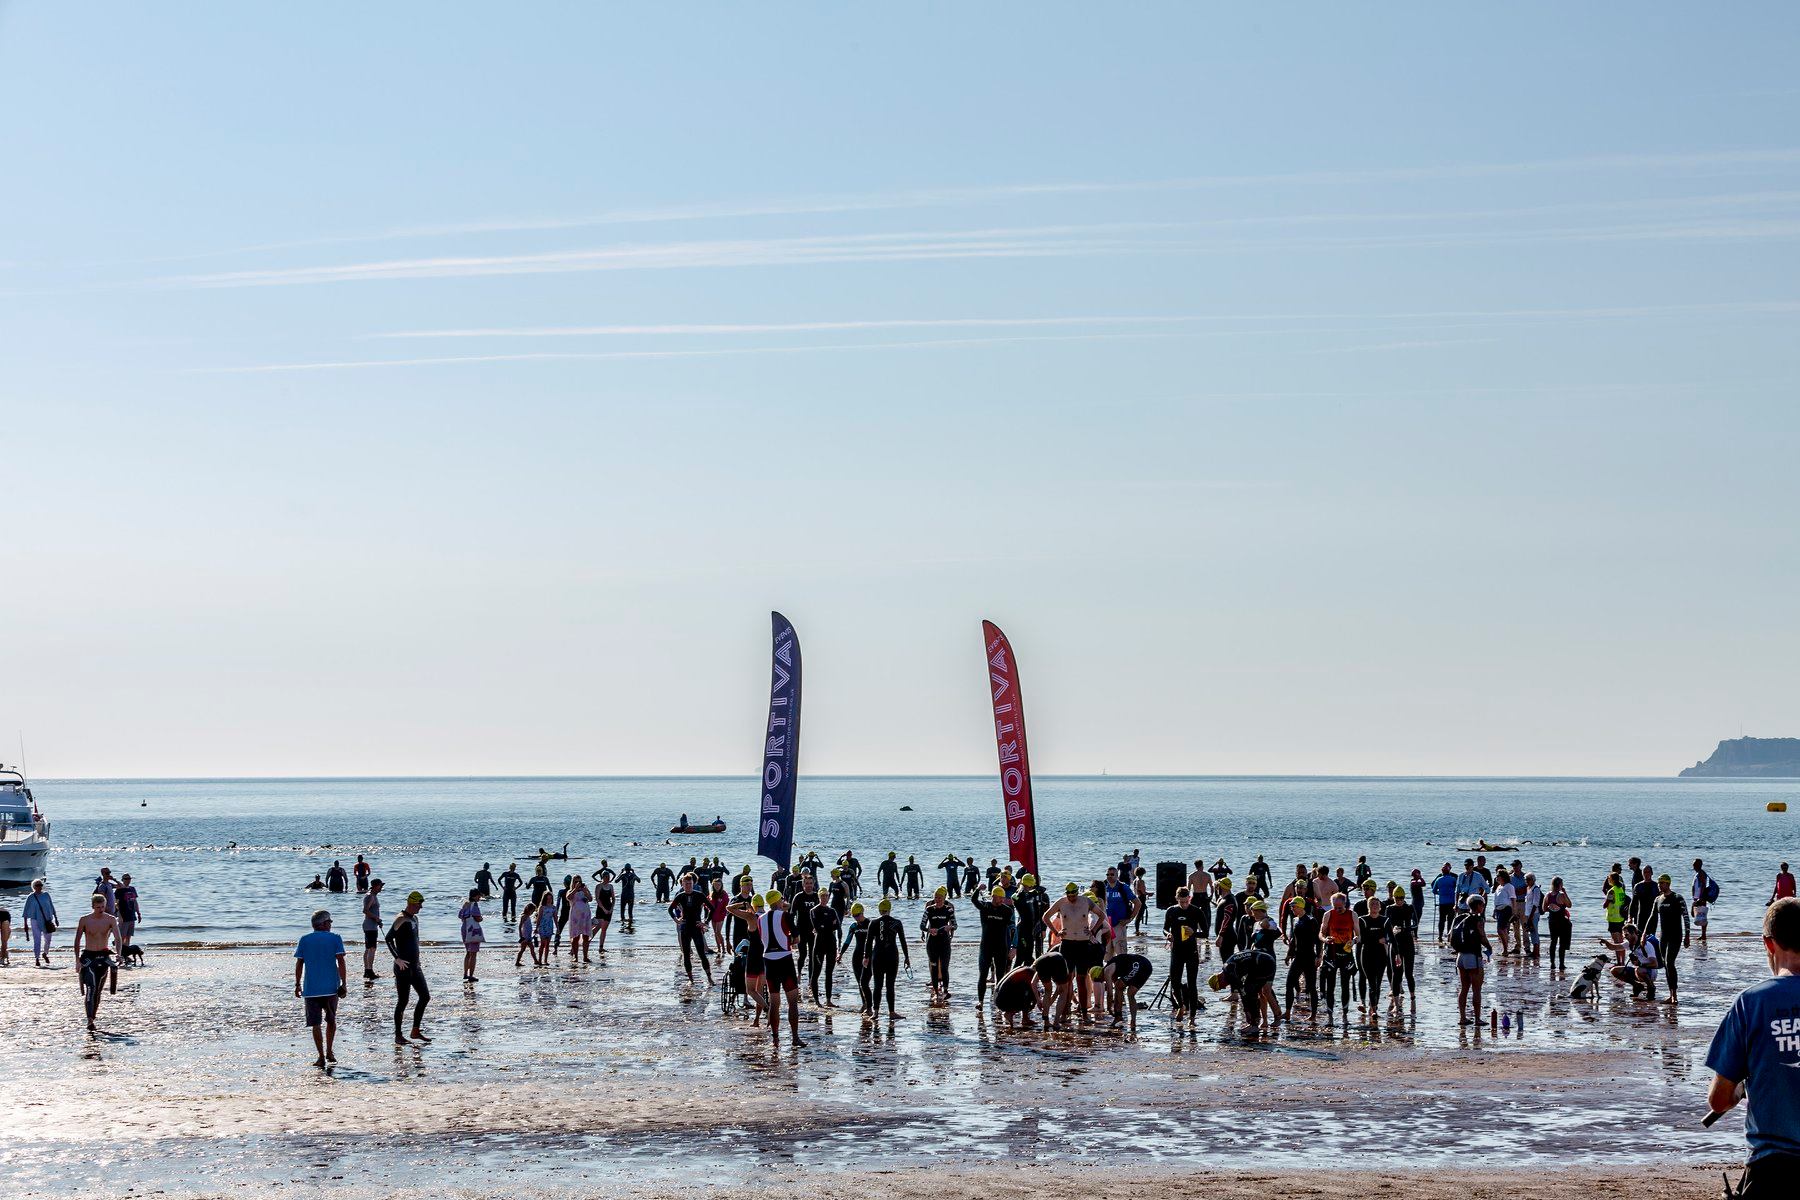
1568,954,1608,1000
122,944,145,967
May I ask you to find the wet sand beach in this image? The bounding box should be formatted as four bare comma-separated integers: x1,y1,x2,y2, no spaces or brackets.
2,927,1754,1197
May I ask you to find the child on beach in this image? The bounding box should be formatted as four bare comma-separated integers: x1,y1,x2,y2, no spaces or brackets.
459,889,484,982
534,898,556,965
516,902,537,968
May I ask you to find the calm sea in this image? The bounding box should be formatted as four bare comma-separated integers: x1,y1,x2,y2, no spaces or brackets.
15,775,1799,945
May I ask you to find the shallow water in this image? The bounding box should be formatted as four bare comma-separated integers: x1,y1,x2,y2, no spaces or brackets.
12,775,1800,945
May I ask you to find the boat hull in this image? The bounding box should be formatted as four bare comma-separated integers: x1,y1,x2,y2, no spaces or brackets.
0,843,49,886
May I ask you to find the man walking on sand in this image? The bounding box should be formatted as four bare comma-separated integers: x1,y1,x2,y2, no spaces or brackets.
294,909,348,1067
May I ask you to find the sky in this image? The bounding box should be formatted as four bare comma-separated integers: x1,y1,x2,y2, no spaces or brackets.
2,6,1798,778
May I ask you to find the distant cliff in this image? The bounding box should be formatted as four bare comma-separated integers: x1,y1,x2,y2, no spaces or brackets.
1680,737,1800,778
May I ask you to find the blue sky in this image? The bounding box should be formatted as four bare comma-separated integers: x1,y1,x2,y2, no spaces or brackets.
3,6,1797,777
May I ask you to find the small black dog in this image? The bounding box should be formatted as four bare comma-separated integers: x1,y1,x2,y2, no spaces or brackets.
122,944,145,967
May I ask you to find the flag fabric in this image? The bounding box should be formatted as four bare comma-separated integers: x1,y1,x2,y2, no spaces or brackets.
756,611,801,866
981,620,1038,876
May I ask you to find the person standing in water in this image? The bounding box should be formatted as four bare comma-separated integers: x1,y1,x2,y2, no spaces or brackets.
385,891,431,1044
72,893,121,1031
903,855,924,900
919,887,957,1005
23,879,56,967
353,855,371,894
866,898,910,1020
360,879,384,981
294,909,348,1067
668,874,713,985
474,862,494,900
498,863,522,922
617,863,639,925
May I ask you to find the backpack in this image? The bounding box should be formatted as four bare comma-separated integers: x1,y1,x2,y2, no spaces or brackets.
1450,915,1481,954
1704,876,1720,904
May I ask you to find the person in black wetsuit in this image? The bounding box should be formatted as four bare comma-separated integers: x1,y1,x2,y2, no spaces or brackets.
809,898,842,1007
1213,880,1241,961
617,864,638,924
919,887,958,1005
1212,946,1277,1034
498,863,522,921
527,867,553,909
826,869,850,918
1163,887,1206,1022
969,885,1016,1006
1284,897,1319,1018
961,857,980,897
1384,887,1417,1012
866,898,910,1019
790,873,820,980
877,853,901,898
667,873,714,985
1100,951,1153,1030
938,854,963,897
903,855,924,900
474,863,494,900
1012,873,1050,969
651,863,674,903
1354,896,1389,1013
1647,873,1691,1004
841,902,872,1014
326,861,348,893
384,891,430,1044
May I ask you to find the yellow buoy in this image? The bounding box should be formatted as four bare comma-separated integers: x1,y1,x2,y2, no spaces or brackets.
1769,802,1788,813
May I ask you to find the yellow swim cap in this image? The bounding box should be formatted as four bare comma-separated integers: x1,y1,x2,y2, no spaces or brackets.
1065,881,1079,894
850,902,864,916
1088,965,1105,981
1249,900,1267,912
751,895,766,910
1022,873,1037,887
1221,878,1233,889
936,885,948,897
992,886,1006,899
764,890,783,906
878,899,892,914
1207,973,1226,991
1290,898,1306,911
406,891,424,905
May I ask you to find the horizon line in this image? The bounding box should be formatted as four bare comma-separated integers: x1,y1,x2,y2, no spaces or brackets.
24,771,1780,785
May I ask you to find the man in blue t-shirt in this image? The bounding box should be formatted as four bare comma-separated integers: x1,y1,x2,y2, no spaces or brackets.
293,910,348,1068
1431,864,1459,944
1103,867,1137,956
1707,896,1800,1196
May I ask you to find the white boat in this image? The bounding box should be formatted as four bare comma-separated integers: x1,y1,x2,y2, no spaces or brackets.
0,764,49,886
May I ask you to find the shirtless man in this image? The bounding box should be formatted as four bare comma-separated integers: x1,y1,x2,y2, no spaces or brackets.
1048,882,1103,1024
72,893,121,1030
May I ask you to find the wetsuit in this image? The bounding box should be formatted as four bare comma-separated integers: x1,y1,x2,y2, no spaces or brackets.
970,891,1016,1004
826,877,849,918
384,912,428,1038
651,866,674,903
938,855,963,897
1284,909,1319,1012
1355,912,1387,1008
1544,888,1573,969
668,890,711,980
1384,904,1416,999
474,866,493,899
1214,892,1240,959
1013,885,1050,968
1164,903,1205,1012
809,903,841,1004
841,917,872,1012
326,864,348,893
962,862,981,896
1110,951,1153,994
617,868,638,922
878,859,901,897
919,900,957,997
1648,892,1689,996
1221,948,1277,1022
528,873,553,907
790,890,819,978
1031,950,1071,987
903,861,924,899
867,913,908,1016
499,868,522,920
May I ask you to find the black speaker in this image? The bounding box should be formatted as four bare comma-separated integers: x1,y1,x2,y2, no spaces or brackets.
1155,861,1185,909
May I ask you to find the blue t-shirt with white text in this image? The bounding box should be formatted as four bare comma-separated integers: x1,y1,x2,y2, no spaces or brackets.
1432,874,1458,905
1706,973,1800,1162
294,930,347,998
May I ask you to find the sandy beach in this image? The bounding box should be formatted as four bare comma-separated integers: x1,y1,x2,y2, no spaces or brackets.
2,931,1753,1198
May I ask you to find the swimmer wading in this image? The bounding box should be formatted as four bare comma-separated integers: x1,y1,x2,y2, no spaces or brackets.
757,611,802,867
981,620,1039,877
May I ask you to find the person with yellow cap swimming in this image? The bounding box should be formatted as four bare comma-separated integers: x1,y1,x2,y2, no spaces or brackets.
383,890,431,1045
968,882,1016,1006
758,888,805,1047
919,886,958,1005
866,897,911,1020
